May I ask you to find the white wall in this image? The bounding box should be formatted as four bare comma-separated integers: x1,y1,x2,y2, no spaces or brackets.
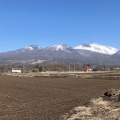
12,70,22,73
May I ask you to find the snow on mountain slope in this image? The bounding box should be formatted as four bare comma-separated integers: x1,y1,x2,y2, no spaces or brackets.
74,43,118,55
47,44,72,51
24,45,41,50
115,50,120,55
46,44,77,54
16,45,42,53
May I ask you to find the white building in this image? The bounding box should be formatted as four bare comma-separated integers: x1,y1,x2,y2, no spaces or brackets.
12,68,22,73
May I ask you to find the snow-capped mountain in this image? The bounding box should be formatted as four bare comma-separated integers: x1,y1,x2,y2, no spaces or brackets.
0,43,120,65
24,45,41,50
74,43,118,55
7,45,42,54
17,45,41,52
47,44,72,51
46,44,76,53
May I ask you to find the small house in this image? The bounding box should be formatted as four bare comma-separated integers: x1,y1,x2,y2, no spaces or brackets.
12,68,22,73
83,66,92,71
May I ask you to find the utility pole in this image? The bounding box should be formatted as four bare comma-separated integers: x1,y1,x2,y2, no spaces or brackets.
74,62,75,72
69,64,70,72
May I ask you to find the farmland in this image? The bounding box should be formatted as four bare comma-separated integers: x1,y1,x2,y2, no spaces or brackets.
0,72,120,120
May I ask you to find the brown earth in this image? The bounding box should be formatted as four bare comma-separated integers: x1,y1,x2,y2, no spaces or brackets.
0,75,119,120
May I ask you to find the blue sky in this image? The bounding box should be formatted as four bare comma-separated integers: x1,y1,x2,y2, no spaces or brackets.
0,0,120,52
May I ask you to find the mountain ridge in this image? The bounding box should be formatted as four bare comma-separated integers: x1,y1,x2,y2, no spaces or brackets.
74,43,119,55
0,43,119,65
1,43,119,55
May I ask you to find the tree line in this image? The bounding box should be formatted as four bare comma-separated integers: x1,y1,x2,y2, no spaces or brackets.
0,63,119,73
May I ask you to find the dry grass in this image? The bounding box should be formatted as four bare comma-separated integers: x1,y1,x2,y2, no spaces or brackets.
61,98,120,120
3,71,120,79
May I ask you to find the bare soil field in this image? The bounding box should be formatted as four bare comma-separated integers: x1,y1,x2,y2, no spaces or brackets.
0,74,120,120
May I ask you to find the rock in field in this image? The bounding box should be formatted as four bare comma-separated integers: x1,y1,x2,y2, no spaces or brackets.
102,89,120,101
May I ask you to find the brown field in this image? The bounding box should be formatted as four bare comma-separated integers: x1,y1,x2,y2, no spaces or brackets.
0,74,120,120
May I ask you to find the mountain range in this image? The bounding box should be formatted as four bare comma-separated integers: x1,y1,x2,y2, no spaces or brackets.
0,43,120,65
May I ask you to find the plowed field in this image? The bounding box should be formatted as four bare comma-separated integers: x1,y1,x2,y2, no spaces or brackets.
0,75,119,120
